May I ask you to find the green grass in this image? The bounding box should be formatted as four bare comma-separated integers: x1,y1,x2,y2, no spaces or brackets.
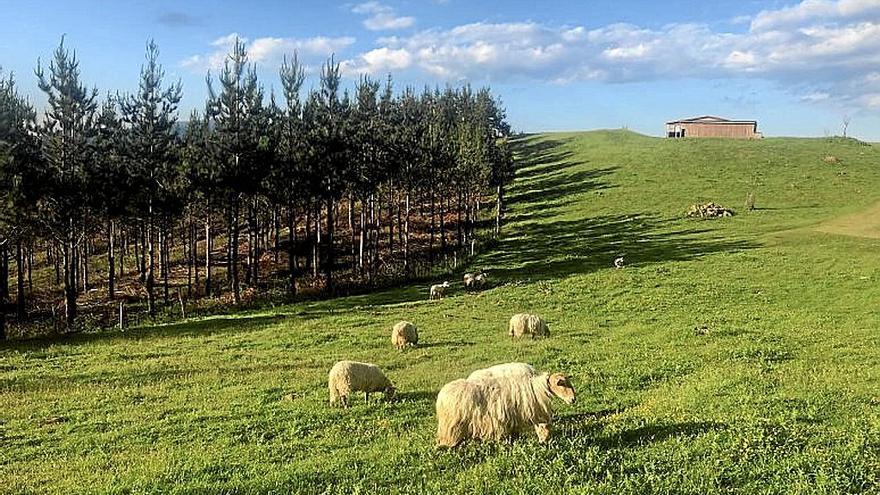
3,131,880,494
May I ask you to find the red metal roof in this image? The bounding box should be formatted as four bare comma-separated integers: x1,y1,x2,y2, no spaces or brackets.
666,115,757,125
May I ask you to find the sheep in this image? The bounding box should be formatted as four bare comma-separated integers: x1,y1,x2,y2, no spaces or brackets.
328,360,396,408
614,256,625,269
435,371,576,447
391,321,419,350
467,362,536,381
508,313,550,339
463,271,488,290
429,281,450,300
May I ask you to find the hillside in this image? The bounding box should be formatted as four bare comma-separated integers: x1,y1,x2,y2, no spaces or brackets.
3,131,880,494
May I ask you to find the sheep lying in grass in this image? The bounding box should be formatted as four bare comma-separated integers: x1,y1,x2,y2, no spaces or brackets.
391,321,419,350
436,369,576,447
463,271,488,290
614,256,625,269
467,362,536,381
429,281,450,300
508,313,550,339
328,360,396,408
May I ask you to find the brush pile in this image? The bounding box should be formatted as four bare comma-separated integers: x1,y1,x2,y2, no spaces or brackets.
687,202,735,218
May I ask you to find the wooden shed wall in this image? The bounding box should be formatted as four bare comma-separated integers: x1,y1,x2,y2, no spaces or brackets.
680,123,757,138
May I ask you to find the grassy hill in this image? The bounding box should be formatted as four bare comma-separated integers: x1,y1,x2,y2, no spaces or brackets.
3,131,880,494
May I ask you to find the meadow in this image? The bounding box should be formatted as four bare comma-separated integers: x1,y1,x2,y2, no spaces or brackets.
2,130,880,494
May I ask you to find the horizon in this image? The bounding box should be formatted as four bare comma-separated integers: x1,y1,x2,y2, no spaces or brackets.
2,0,880,140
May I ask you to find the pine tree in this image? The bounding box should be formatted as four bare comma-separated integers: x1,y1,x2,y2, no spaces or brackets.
120,39,182,317
34,38,99,331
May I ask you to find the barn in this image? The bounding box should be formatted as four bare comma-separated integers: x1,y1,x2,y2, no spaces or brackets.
666,115,761,139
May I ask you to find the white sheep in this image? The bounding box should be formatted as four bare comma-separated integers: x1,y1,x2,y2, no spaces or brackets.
435,371,576,447
429,281,450,300
328,360,396,408
391,321,419,350
463,271,488,290
614,256,625,269
467,362,536,381
508,313,550,339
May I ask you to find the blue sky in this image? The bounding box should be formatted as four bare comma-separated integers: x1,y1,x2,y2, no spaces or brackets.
1,0,880,139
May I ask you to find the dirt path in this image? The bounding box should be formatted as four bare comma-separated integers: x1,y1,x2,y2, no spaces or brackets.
815,201,880,239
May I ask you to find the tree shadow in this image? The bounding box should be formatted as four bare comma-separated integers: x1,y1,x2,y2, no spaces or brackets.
481,137,758,282
1,314,289,349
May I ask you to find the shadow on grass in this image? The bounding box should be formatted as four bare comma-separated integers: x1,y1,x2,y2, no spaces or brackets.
557,409,725,448
595,421,726,449
395,390,437,403
1,313,289,350
483,136,760,282
416,341,475,349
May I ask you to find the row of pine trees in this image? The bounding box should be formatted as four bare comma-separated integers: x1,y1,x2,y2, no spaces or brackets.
0,38,514,339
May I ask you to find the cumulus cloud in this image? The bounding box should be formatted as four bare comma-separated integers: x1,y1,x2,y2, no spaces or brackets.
351,2,415,31
181,33,355,72
341,0,880,110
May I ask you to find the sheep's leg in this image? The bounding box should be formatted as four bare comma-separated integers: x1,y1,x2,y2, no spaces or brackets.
341,395,348,409
364,392,370,403
535,423,551,443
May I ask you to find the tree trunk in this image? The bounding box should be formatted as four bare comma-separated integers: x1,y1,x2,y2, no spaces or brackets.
326,197,334,294
162,225,170,306
313,203,321,279
388,184,394,257
107,217,115,300
0,243,8,339
250,197,260,287
359,202,366,274
205,208,212,298
53,243,61,286
404,191,411,279
457,188,463,250
147,202,156,318
429,189,436,265
495,183,503,236
440,192,447,254
82,236,90,293
27,242,33,293
231,199,241,305
139,222,147,284
287,202,297,299
273,205,280,264
64,228,78,331
15,238,25,321
119,227,126,280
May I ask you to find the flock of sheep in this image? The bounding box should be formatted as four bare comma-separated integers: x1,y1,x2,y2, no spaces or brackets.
325,271,577,447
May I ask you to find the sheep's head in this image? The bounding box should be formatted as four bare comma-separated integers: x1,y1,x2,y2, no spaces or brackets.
548,373,576,405
442,281,450,288
384,385,397,401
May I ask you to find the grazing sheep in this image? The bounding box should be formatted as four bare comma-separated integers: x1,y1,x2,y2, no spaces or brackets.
435,371,576,447
463,271,488,290
391,321,419,350
328,360,396,408
614,256,625,269
430,281,451,300
467,362,536,381
508,313,550,339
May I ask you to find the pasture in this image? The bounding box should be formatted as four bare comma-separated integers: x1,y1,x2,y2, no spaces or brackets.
3,130,880,494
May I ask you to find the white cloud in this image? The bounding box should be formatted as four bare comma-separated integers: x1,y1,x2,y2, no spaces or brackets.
339,0,880,111
181,33,355,72
352,2,415,31
751,0,880,31
802,91,831,102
